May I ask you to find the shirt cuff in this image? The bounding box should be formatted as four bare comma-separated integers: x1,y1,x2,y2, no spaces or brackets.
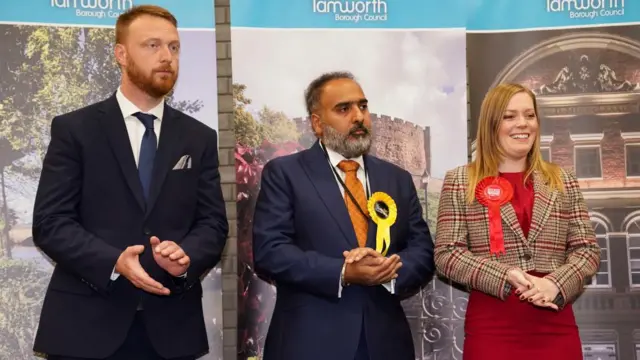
110,266,120,281
338,263,346,298
382,278,395,294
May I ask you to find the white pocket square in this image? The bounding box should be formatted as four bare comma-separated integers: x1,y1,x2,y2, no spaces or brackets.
173,155,192,170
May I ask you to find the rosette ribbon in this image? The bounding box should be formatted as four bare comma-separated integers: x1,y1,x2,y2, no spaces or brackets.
367,192,397,256
475,177,513,256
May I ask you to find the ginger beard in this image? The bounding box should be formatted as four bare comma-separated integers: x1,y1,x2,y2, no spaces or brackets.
126,55,178,98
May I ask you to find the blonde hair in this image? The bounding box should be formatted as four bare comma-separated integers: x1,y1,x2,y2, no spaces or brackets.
466,83,563,203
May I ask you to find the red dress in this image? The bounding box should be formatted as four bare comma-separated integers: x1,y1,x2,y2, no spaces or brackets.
462,172,582,360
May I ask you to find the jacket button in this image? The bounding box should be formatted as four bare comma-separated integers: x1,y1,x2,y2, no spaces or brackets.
143,228,151,235
521,253,532,261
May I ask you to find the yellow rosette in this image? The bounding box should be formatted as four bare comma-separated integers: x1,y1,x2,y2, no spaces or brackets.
367,192,397,256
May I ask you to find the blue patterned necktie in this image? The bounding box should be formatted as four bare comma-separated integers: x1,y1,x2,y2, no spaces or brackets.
133,112,157,201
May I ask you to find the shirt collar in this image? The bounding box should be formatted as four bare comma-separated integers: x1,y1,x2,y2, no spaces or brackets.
321,140,365,171
116,87,164,121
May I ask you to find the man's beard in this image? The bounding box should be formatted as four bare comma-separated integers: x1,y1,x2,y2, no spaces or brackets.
321,122,372,159
126,58,178,98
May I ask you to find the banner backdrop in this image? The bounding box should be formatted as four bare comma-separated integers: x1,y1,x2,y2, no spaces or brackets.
467,1,640,359
231,0,467,358
0,1,222,359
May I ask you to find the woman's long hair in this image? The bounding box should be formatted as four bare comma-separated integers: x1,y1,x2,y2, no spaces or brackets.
466,83,563,203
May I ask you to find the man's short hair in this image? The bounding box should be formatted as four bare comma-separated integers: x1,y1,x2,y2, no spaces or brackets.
304,71,356,116
115,5,178,44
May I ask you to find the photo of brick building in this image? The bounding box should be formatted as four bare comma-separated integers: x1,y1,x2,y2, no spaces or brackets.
468,25,640,360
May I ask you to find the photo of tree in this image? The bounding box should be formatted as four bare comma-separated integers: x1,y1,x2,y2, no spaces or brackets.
0,24,222,359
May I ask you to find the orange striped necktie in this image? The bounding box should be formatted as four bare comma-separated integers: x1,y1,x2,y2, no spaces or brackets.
337,160,368,247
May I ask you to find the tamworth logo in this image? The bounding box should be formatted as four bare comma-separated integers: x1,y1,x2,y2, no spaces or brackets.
51,0,134,19
312,0,388,23
546,0,625,19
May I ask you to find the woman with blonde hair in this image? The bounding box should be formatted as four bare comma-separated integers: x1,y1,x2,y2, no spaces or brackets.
434,83,600,360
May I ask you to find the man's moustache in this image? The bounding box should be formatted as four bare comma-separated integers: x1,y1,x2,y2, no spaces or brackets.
349,126,369,135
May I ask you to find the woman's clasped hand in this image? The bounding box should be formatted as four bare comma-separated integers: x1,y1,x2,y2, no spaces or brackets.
506,269,560,310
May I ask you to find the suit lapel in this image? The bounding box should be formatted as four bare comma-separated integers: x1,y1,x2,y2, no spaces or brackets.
526,171,558,244
301,142,358,248
500,203,527,244
498,171,558,245
145,105,184,218
98,95,146,212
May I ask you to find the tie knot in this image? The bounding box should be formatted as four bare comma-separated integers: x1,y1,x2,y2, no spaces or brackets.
133,112,156,129
338,160,360,173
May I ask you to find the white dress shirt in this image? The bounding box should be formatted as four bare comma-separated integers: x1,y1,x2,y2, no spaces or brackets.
321,142,395,297
110,88,164,281
116,87,164,166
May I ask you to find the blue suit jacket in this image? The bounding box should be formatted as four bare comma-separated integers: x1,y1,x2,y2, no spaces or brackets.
31,94,228,359
252,141,435,360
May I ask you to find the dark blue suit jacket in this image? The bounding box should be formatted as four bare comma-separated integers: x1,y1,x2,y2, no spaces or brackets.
31,94,228,359
252,141,435,360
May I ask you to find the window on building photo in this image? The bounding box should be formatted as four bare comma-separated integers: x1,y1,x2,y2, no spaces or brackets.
628,235,640,287
540,147,551,162
625,145,640,177
588,218,611,287
575,146,602,179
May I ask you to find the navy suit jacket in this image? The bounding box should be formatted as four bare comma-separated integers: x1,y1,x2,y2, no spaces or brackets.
31,94,228,359
252,141,435,360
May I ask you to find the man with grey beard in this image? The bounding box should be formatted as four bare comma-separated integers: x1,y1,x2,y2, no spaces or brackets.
252,71,435,360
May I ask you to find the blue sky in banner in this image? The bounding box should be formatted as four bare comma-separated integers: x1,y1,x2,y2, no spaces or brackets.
230,0,468,179
0,0,214,28
468,0,639,31
231,0,466,28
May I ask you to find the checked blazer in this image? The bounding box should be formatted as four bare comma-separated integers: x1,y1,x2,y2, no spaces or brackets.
434,164,600,308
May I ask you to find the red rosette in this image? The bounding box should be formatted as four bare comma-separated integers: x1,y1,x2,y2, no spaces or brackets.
475,176,514,256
